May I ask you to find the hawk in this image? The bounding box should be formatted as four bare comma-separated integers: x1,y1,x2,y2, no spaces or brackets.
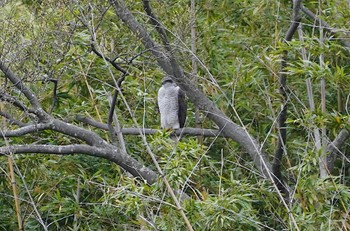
157,76,187,129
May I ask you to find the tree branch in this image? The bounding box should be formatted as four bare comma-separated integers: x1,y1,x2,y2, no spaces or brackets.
0,118,159,183
0,144,158,183
109,94,130,154
51,118,109,147
0,123,52,137
108,73,127,144
77,115,227,137
0,60,159,184
0,44,165,188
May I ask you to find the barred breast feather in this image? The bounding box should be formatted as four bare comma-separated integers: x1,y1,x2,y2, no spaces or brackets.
158,84,180,129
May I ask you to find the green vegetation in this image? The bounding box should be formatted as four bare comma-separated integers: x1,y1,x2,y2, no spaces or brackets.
1,0,350,230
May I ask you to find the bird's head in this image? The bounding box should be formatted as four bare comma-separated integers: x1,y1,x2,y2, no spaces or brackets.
161,76,174,86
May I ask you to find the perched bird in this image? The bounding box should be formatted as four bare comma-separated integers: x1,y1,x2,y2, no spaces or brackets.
157,76,187,129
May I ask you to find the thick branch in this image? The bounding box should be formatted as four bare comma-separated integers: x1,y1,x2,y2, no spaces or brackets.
0,117,109,147
109,0,271,177
51,119,108,147
2,116,112,147
0,118,159,183
0,144,157,183
0,123,51,137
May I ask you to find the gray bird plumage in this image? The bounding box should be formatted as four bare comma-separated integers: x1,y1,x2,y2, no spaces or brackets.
158,76,187,129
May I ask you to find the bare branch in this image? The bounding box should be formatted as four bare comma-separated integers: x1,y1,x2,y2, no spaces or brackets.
0,123,51,137
87,16,129,145
0,144,158,183
77,115,227,137
1,117,106,147
0,30,159,185
108,74,127,144
51,119,108,147
108,94,127,153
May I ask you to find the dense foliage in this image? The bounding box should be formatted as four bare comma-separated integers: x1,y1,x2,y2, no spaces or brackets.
1,0,350,230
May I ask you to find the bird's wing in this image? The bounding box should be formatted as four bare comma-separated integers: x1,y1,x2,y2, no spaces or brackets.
177,88,187,128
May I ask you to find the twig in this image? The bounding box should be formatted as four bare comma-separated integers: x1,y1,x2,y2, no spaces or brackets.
108,93,127,153
87,12,130,145
90,43,128,75
301,5,350,48
108,73,127,145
